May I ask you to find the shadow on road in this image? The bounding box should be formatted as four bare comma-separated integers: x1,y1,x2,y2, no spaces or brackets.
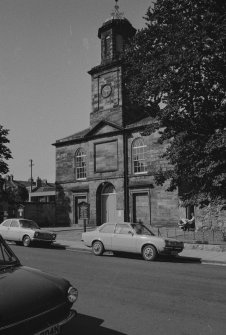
8,241,66,250
104,252,201,264
32,242,66,250
158,255,201,264
64,313,127,335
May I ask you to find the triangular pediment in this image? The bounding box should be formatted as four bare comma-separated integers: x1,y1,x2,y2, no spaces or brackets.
85,120,123,137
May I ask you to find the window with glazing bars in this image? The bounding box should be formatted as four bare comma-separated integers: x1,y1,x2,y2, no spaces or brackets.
104,35,111,59
132,138,147,174
75,149,86,179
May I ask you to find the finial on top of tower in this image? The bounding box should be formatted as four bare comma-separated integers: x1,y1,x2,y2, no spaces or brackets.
111,0,124,20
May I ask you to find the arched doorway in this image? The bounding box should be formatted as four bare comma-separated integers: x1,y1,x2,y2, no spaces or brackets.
97,183,117,225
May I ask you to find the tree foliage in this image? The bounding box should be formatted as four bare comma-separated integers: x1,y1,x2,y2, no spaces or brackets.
0,125,12,177
123,0,226,206
4,184,29,203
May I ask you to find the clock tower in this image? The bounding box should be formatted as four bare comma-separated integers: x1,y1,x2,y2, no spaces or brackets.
88,1,136,127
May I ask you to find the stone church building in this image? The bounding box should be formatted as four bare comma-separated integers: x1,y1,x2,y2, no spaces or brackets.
53,4,180,227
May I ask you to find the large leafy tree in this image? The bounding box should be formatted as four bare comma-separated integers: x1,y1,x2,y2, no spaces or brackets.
123,0,226,206
0,125,12,177
4,184,29,203
0,125,13,203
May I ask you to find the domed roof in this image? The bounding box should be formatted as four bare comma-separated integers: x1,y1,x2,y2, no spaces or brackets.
103,0,130,25
98,1,136,38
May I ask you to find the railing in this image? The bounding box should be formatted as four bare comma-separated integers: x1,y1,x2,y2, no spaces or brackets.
153,226,226,245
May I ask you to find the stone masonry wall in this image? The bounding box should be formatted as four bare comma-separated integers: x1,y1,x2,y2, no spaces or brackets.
128,131,178,227
90,66,122,126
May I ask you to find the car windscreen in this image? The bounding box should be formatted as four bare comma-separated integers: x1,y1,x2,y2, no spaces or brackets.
0,238,20,268
131,224,155,236
20,220,40,230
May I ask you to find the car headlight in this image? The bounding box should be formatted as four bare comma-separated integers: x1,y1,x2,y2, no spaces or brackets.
67,286,78,303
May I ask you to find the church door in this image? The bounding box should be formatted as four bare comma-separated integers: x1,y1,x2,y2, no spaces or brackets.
73,194,87,225
132,191,151,225
101,184,116,224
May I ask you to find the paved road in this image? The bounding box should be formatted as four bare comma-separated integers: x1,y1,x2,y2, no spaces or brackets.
12,245,226,335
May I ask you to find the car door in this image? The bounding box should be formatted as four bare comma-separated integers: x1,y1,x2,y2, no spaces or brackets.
7,220,21,241
112,223,137,253
98,223,115,250
0,220,12,240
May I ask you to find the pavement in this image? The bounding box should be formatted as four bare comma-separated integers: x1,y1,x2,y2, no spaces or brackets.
43,226,226,266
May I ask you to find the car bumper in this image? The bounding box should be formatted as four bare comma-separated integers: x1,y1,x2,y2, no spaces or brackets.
34,310,76,335
161,247,184,255
0,305,76,335
31,238,56,243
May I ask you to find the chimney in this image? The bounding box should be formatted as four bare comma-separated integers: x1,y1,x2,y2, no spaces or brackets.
36,177,42,188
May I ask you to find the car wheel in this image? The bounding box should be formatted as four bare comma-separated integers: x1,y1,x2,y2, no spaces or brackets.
142,244,157,261
22,235,31,247
92,241,104,256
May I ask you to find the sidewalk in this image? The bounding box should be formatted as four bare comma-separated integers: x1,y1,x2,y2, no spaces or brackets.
43,226,226,265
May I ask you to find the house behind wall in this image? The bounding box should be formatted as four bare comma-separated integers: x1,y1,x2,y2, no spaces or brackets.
0,175,56,226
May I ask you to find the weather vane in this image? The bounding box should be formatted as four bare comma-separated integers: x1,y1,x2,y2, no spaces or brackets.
111,0,124,20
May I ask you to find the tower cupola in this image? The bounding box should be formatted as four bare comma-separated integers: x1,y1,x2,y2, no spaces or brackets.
98,0,136,64
88,1,137,127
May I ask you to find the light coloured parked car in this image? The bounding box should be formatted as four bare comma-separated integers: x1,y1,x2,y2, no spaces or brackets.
0,218,56,247
82,222,184,261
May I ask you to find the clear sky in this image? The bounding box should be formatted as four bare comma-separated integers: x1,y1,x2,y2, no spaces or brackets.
1,0,153,182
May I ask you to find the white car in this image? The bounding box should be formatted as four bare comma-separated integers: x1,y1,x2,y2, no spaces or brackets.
0,218,57,247
82,222,184,261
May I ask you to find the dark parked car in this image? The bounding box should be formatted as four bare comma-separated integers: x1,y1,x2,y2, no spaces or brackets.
0,234,78,335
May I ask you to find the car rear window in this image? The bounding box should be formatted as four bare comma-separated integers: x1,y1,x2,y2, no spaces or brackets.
2,220,11,227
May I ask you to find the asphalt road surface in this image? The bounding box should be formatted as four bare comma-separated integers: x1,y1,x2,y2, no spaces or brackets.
11,244,226,335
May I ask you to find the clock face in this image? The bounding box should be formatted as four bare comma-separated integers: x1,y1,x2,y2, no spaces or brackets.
101,84,112,98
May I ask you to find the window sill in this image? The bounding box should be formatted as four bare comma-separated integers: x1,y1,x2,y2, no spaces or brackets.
133,172,148,176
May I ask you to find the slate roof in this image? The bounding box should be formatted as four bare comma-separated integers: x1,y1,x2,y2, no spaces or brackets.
125,116,155,129
31,183,55,193
3,176,55,193
4,179,30,189
54,120,123,145
16,180,34,188
54,127,90,144
54,116,155,146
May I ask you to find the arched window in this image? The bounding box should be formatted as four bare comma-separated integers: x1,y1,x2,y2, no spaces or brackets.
104,35,111,59
75,149,86,180
132,138,147,174
102,183,115,194
116,34,123,53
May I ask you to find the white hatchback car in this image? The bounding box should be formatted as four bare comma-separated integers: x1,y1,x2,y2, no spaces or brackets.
0,218,57,247
82,222,184,261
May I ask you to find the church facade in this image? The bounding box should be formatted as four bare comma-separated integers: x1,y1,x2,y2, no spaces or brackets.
53,5,180,227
